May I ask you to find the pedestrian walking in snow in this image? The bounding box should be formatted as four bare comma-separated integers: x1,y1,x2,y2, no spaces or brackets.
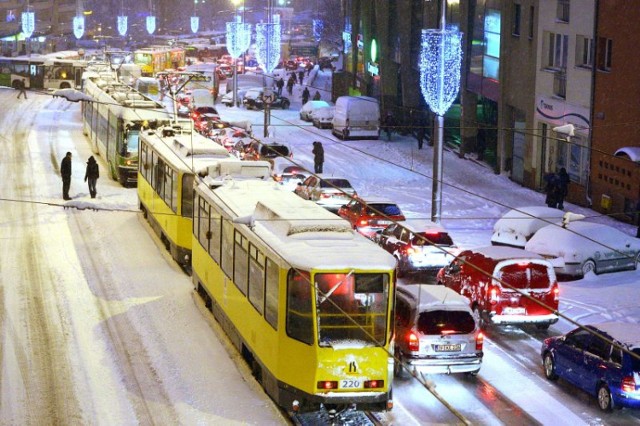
61,151,72,200
313,90,321,101
84,155,99,198
286,76,294,96
544,172,560,209
276,78,284,96
557,167,570,209
312,141,324,174
302,87,310,105
298,70,305,84
16,78,27,99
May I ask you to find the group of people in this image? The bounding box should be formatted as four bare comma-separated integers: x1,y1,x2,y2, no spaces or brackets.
544,168,570,210
60,152,100,201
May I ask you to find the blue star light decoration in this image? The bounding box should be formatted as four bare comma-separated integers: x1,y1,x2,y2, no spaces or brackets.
21,11,35,38
256,15,281,74
312,19,324,42
117,15,127,36
191,16,199,34
226,15,252,59
73,15,84,39
146,16,156,35
419,28,463,116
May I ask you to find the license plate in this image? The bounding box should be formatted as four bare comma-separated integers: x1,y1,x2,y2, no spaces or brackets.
375,220,391,225
435,344,461,352
340,379,363,389
503,307,526,315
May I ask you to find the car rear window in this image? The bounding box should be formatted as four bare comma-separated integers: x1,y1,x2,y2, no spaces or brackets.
369,203,402,216
631,349,640,371
321,179,352,189
260,145,290,158
417,310,476,335
498,263,551,290
413,232,453,246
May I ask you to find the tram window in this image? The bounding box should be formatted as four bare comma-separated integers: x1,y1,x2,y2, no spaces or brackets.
355,274,385,293
197,197,210,252
220,219,234,278
154,156,164,196
208,210,222,262
181,174,194,218
167,167,177,212
140,142,149,181
286,270,313,345
234,231,249,295
265,258,279,329
248,245,265,314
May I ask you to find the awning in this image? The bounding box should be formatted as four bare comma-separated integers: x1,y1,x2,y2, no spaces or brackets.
614,146,640,162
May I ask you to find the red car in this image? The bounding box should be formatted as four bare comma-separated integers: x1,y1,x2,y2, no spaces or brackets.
337,197,405,239
437,246,560,330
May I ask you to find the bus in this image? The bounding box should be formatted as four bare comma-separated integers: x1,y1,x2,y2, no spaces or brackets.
81,73,173,186
138,121,272,268
191,178,396,413
0,55,87,90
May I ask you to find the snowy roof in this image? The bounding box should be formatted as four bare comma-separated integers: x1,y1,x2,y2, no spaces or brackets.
397,284,472,312
464,245,544,261
200,180,397,271
492,206,566,235
399,218,447,234
590,322,640,349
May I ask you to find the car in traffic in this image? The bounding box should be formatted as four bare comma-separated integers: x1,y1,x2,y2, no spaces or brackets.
376,219,457,279
525,221,640,278
254,94,291,110
337,197,405,239
221,87,260,107
541,322,640,411
294,175,357,213
299,100,331,121
311,106,335,129
437,246,559,330
394,284,483,377
491,206,566,248
242,88,264,109
271,157,308,191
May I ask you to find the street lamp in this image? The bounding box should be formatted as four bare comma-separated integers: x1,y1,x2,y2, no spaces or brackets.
419,0,462,223
226,13,251,107
255,2,281,137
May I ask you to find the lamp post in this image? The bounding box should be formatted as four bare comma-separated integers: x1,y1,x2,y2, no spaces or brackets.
419,0,462,223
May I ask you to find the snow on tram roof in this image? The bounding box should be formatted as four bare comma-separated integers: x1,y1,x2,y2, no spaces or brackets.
200,179,397,271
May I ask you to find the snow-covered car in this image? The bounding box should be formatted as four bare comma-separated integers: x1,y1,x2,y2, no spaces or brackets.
491,206,566,248
242,88,264,109
377,219,457,279
213,127,252,151
253,94,290,110
271,157,308,191
541,322,640,411
394,284,483,377
311,106,335,129
299,100,331,121
525,221,640,278
294,175,357,213
221,87,261,107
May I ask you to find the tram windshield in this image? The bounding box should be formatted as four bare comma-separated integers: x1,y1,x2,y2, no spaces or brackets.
315,272,389,347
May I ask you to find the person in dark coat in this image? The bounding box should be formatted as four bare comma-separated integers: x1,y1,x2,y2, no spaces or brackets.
313,90,321,101
382,112,396,141
286,76,295,96
312,141,324,174
301,86,310,105
61,152,72,200
276,78,284,96
16,78,27,99
557,167,570,209
544,172,559,209
84,155,99,198
298,70,305,84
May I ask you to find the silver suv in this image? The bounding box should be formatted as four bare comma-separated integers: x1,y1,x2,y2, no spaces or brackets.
393,284,483,377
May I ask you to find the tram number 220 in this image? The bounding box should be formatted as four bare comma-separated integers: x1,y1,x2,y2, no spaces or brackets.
341,379,361,389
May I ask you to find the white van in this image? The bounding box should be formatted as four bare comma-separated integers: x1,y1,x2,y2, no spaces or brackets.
191,88,216,108
331,95,380,140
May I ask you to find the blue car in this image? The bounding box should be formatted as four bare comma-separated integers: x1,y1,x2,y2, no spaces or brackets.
541,323,640,411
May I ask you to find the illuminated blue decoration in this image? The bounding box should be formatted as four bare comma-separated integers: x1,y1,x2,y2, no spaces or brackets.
73,15,85,39
312,19,323,43
146,16,156,35
255,15,281,74
419,28,463,116
226,15,252,59
117,15,127,36
191,16,199,33
21,11,35,38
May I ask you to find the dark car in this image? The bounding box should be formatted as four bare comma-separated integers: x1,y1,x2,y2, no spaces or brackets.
541,323,640,411
377,219,457,279
337,197,405,240
254,94,290,110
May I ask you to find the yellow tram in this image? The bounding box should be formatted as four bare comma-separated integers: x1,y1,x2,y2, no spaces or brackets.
137,121,271,268
191,179,396,412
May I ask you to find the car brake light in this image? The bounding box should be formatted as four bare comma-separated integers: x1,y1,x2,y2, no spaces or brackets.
622,376,636,392
407,332,419,351
405,246,417,255
317,381,338,390
490,286,500,305
358,218,369,227
552,283,560,303
476,332,484,351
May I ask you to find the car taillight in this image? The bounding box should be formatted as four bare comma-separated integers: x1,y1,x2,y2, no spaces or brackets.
358,218,369,227
407,332,419,351
476,332,484,351
490,286,500,305
317,381,338,390
622,376,636,392
274,175,282,182
321,193,331,198
552,282,560,303
405,246,417,255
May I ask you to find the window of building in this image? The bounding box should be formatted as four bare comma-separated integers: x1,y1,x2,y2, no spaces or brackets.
483,8,501,80
557,135,588,185
597,37,612,71
529,6,535,39
553,70,566,98
545,32,568,69
556,0,570,23
576,35,593,68
513,3,521,36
